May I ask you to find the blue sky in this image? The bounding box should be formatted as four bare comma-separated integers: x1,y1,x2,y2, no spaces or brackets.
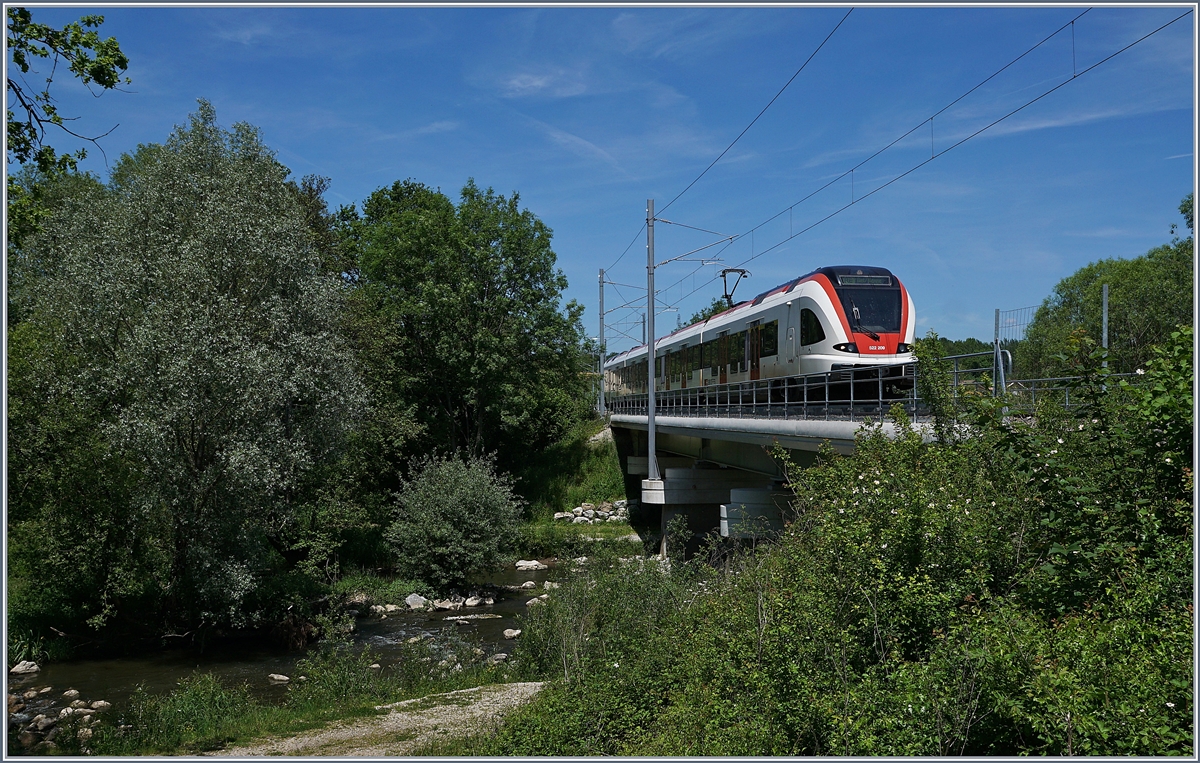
18,4,1196,348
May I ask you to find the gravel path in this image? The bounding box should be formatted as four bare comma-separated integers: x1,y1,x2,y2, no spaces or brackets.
206,682,543,757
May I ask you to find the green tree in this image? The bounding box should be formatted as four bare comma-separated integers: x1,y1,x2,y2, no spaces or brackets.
345,178,591,463
6,7,129,175
385,454,522,589
1018,196,1193,376
686,295,731,326
9,102,364,635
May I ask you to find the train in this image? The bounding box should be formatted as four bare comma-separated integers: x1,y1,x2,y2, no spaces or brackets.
603,265,916,397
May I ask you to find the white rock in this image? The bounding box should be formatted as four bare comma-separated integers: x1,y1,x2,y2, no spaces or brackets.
37,687,52,695
581,503,596,510
433,599,462,611
608,516,621,522
90,700,111,711
526,597,546,607
543,581,560,589
9,661,39,675
519,580,537,589
77,727,93,742
583,510,596,519
491,653,509,662
267,674,290,683
370,604,386,615
464,596,483,607
515,559,548,571
70,700,87,709
572,516,588,524
572,507,584,516
614,499,627,508
484,597,495,605
384,604,402,613
405,593,429,610
62,689,79,700
369,663,381,670
597,511,611,518
503,629,522,639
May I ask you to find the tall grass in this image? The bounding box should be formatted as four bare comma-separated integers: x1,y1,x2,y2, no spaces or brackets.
515,417,624,522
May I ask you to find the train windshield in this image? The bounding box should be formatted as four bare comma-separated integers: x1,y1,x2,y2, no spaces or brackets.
836,287,901,334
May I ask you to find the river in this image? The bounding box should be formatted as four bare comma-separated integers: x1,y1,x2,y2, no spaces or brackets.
6,564,556,710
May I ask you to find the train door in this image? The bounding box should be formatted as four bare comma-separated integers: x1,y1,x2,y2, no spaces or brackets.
748,321,762,381
718,332,728,384
680,345,688,389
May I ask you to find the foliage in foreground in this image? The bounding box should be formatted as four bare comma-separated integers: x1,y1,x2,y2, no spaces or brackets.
462,328,1193,756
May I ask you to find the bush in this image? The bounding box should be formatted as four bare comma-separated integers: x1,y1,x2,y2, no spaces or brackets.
385,454,522,589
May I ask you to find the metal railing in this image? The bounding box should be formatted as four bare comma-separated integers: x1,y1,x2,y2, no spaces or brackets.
605,353,1135,424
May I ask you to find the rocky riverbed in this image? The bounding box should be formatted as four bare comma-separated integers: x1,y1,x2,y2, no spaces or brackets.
7,683,113,755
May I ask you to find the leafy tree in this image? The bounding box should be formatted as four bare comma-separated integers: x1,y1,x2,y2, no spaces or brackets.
6,7,129,175
1017,196,1193,377
345,178,591,463
9,102,364,635
686,295,731,326
385,454,522,589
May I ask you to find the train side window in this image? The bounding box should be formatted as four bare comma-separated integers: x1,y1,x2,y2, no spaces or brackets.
800,308,826,346
762,320,778,356
730,330,746,371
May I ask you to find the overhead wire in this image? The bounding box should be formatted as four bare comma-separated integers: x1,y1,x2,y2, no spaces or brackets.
662,7,1188,310
602,7,853,273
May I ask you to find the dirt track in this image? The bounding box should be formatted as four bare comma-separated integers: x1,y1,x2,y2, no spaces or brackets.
207,682,543,757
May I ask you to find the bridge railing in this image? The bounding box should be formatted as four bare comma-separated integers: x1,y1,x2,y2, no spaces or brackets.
605,358,1137,423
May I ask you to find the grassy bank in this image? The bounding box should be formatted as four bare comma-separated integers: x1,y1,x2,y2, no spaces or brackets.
68,641,515,756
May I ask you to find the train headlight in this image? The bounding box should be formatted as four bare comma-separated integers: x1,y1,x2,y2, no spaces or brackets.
897,343,912,353
832,342,859,353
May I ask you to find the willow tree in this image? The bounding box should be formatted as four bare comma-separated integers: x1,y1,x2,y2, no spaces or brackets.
8,102,363,635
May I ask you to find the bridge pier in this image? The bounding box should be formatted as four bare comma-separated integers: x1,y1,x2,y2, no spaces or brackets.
641,467,776,556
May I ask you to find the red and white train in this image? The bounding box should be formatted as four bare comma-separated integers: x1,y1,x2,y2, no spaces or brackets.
603,265,916,396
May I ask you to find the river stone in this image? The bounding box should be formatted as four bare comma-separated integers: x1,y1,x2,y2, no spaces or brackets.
369,663,381,670
464,596,483,607
384,603,402,613
582,510,595,519
572,516,587,524
69,700,87,709
553,512,569,521
492,653,509,662
38,686,52,695
9,661,39,675
35,716,55,732
18,730,37,748
405,593,429,610
77,727,93,741
22,690,38,700
90,700,111,711
503,629,522,639
432,598,462,611
572,507,584,516
267,674,290,684
581,502,595,510
519,580,537,589
515,559,547,570
62,689,79,700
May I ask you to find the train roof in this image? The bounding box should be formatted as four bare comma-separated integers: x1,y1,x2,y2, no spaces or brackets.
603,265,898,367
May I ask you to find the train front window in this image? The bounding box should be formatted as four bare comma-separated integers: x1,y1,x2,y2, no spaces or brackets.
836,288,901,334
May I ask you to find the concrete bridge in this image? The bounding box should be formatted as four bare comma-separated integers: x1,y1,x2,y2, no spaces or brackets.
604,354,1086,553
606,362,929,553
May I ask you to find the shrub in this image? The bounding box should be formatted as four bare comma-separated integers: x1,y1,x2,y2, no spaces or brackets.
385,454,521,589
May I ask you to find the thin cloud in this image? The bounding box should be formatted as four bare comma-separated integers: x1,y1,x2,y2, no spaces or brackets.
1165,153,1192,160
499,69,587,98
